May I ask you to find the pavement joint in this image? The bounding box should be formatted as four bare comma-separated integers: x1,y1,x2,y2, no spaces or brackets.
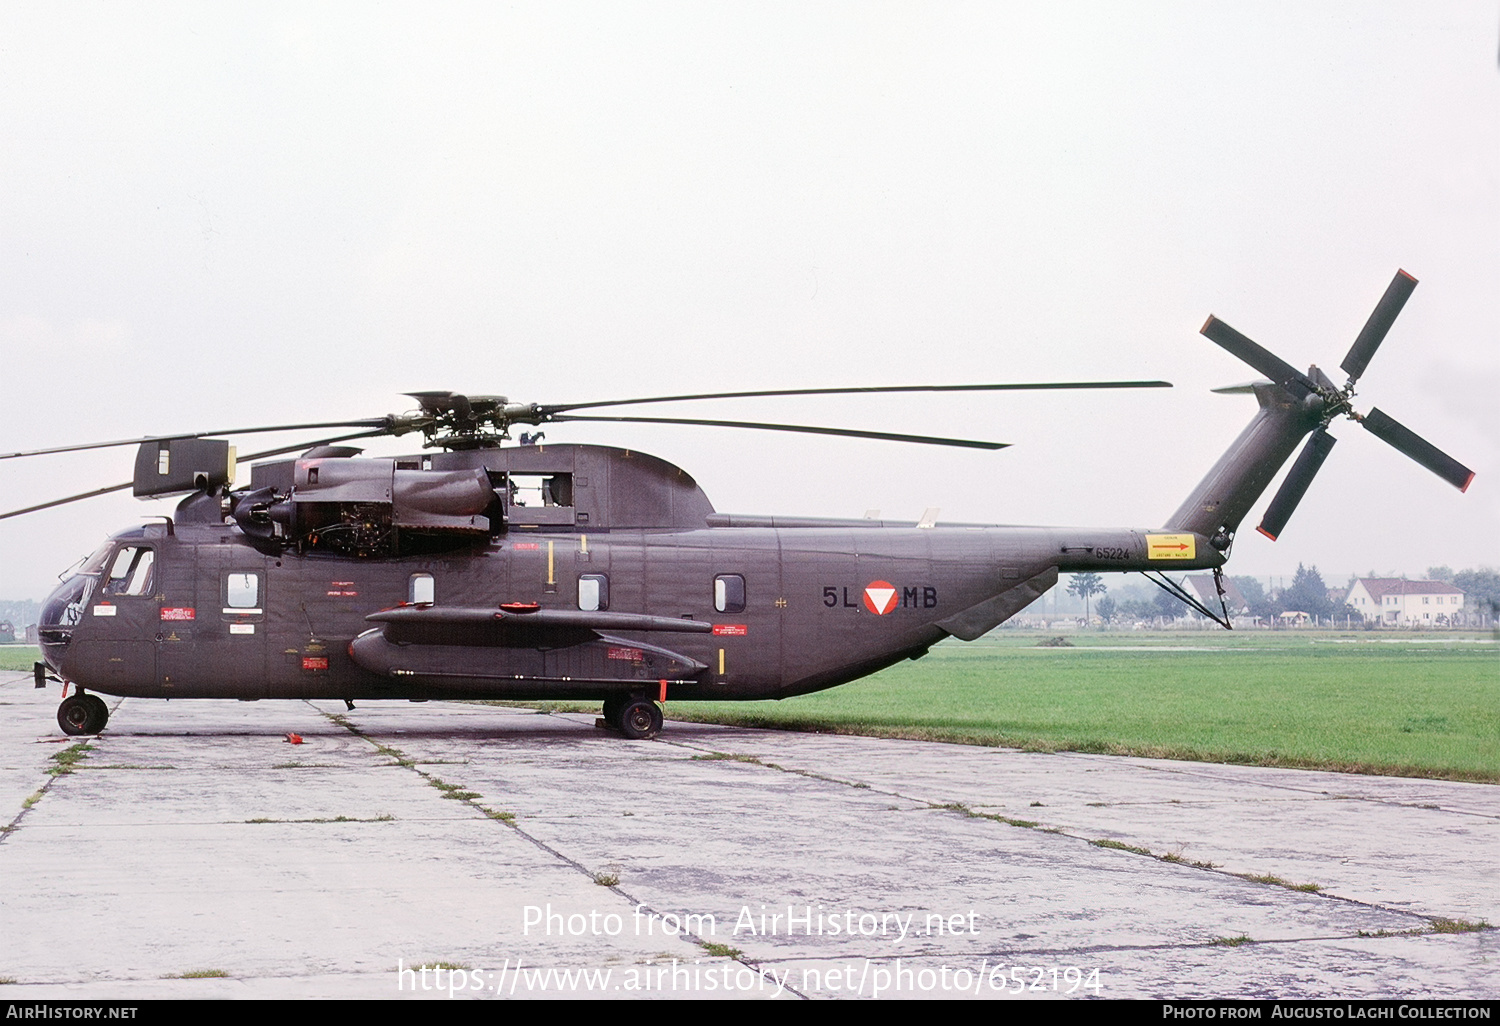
3,694,1495,998
309,702,811,996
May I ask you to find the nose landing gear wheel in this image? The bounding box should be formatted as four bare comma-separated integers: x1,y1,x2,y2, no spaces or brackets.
58,694,109,736
615,697,663,740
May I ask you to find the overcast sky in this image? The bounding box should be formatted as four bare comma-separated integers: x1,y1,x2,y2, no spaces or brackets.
2,2,1496,601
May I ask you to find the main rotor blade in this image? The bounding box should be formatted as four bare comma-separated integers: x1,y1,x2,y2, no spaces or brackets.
1200,316,1317,399
0,481,134,521
549,414,1009,450
542,380,1172,415
1341,270,1417,385
1256,428,1337,541
0,419,392,462
0,429,391,521
236,429,394,463
1361,408,1475,492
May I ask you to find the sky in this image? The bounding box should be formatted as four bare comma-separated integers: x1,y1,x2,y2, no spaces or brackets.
2,2,1497,601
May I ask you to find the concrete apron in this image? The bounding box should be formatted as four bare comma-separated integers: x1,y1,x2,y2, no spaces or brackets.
1,683,1495,1000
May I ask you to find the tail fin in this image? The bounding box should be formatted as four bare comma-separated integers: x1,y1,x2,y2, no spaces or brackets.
1163,383,1320,540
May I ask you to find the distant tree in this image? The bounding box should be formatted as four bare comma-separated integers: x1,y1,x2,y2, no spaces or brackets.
1427,565,1455,583
1453,567,1500,620
1095,595,1117,626
1281,564,1333,621
1230,576,1274,619
1154,587,1187,621
0,599,41,627
1067,573,1106,623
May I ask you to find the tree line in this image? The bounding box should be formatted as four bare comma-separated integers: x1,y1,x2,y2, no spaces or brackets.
1064,565,1500,626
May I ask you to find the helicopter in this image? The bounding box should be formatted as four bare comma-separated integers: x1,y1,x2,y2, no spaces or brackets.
5,271,1474,740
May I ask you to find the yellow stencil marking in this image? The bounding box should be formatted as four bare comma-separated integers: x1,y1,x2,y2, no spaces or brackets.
547,541,555,584
580,534,588,554
718,648,725,675
1146,533,1196,560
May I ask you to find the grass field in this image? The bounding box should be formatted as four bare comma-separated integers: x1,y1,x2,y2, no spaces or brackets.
670,632,1500,782
5,633,1496,781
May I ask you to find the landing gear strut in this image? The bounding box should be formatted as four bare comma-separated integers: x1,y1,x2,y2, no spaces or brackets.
602,695,663,739
58,693,109,736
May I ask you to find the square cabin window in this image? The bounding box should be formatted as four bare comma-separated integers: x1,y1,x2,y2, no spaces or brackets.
578,574,609,612
409,573,435,605
225,572,261,611
714,574,745,614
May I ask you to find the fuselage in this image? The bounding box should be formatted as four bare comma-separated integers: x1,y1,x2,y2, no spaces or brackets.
38,500,1221,704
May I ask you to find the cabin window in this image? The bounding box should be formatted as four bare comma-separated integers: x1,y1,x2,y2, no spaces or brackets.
714,574,745,614
409,573,435,605
578,574,609,612
102,546,154,597
225,572,261,612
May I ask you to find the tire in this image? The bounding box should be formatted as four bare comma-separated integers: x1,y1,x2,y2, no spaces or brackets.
616,698,662,740
83,694,110,732
58,695,105,736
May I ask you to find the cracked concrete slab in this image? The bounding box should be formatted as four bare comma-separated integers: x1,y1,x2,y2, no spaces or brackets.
0,683,1494,1000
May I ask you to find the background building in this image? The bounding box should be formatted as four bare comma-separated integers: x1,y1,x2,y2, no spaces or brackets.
1346,579,1465,625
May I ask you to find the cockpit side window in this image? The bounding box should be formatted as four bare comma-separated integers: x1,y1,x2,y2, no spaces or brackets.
101,546,155,597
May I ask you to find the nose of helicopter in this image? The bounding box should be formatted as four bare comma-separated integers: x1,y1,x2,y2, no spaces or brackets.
37,572,92,672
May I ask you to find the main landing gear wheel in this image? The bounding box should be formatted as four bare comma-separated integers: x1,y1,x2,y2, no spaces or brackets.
58,694,109,736
615,698,663,740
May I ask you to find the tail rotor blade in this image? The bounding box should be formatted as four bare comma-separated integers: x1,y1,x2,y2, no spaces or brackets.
1257,429,1338,541
1340,270,1417,384
1200,317,1316,399
1361,408,1476,492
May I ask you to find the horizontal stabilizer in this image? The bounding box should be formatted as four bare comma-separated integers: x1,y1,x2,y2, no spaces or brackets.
1210,381,1271,395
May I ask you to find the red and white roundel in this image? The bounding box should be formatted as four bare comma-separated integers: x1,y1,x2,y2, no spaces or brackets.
863,580,898,615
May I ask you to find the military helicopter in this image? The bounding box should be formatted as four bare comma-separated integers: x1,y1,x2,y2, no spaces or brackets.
5,271,1473,739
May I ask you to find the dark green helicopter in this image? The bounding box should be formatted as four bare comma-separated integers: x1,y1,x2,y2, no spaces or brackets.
6,272,1473,739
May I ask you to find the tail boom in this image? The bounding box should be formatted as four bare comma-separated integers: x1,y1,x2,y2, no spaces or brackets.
1163,383,1321,542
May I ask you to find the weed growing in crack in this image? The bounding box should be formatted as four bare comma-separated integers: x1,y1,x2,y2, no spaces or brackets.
1091,838,1152,856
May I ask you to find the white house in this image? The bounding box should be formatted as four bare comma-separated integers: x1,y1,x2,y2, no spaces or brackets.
1345,578,1464,625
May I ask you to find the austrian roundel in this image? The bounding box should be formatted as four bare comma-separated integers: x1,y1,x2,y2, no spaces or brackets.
862,580,898,615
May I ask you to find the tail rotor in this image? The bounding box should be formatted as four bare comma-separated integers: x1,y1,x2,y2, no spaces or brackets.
1202,269,1474,541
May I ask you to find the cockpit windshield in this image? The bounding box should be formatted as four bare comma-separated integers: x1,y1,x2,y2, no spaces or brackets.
77,539,116,576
